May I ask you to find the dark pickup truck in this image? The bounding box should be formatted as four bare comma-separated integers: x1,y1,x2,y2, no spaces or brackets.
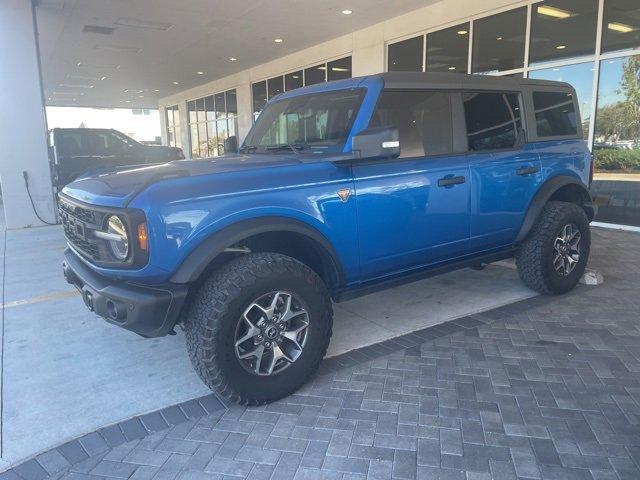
49,128,184,188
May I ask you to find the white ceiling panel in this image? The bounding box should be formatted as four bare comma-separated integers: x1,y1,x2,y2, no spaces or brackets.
36,0,432,108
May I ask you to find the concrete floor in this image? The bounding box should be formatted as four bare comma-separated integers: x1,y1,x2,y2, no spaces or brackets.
0,224,536,470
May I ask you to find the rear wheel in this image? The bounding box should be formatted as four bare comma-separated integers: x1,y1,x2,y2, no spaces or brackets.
184,252,333,405
516,201,590,294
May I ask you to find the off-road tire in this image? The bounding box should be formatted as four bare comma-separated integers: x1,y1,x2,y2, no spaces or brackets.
516,201,590,295
184,252,333,405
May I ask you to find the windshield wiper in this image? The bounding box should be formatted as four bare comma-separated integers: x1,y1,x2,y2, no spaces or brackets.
239,145,257,153
265,144,306,155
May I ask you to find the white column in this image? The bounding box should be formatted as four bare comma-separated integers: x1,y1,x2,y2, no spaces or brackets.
0,0,55,228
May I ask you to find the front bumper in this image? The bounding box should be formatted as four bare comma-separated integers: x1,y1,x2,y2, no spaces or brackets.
63,248,188,338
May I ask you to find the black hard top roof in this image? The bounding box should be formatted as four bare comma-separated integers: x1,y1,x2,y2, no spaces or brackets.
368,71,573,91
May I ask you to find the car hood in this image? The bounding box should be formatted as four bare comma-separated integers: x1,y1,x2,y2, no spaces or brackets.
62,153,302,208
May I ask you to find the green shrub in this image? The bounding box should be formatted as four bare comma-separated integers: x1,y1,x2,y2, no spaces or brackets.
593,148,640,171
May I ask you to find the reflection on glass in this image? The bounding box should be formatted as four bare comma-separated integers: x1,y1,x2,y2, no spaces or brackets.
252,81,267,117
204,95,215,122
285,71,303,91
187,100,197,124
529,0,598,65
214,92,226,119
226,90,237,115
472,8,526,73
591,54,640,227
426,23,469,73
190,124,199,158
529,62,594,137
388,36,423,72
267,76,284,99
198,123,208,157
196,97,206,123
328,57,352,81
304,64,326,85
601,0,640,54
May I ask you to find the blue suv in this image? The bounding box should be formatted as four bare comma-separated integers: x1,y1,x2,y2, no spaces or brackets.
61,72,595,404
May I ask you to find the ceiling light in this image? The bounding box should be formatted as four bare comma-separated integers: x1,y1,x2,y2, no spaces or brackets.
274,38,283,43
608,22,635,33
115,17,173,31
448,66,456,70
556,44,567,49
537,5,572,19
125,100,131,103
229,57,237,61
342,9,353,15
292,75,299,79
94,44,142,53
331,67,349,72
457,30,468,35
139,95,144,98
154,89,160,92
496,36,503,41
172,81,179,85
197,71,204,75
100,76,107,81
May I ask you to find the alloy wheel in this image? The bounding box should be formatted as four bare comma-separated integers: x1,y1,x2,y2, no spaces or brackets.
234,291,309,376
553,223,581,276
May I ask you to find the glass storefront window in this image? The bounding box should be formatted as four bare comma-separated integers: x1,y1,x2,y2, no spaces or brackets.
426,22,469,73
188,89,237,159
165,105,181,148
528,62,594,138
285,71,303,91
388,36,423,72
602,0,640,54
530,0,598,65
267,76,284,99
304,64,326,85
327,57,352,81
252,81,267,118
472,7,526,73
592,54,640,226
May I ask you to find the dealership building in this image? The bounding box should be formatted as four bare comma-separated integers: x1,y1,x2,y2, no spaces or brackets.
1,0,639,229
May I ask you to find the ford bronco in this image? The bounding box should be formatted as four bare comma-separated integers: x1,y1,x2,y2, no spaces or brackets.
61,72,595,405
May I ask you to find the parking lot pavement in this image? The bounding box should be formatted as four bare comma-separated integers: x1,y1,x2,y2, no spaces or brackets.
5,226,638,480
0,225,537,470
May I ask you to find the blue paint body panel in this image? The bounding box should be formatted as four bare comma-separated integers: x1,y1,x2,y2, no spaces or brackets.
61,75,592,291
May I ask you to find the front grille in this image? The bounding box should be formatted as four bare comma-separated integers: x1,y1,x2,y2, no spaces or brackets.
59,198,105,262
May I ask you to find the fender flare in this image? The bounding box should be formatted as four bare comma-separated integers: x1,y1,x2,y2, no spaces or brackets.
516,175,595,243
170,216,345,286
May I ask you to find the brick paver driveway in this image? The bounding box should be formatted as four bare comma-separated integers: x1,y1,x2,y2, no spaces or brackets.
15,228,640,480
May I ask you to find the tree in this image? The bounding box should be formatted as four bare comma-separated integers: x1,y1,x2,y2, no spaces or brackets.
617,56,640,142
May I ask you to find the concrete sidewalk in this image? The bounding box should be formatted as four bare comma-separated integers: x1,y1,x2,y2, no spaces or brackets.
0,224,535,470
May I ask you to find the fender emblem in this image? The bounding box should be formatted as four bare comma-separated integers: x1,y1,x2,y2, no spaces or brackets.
337,188,351,202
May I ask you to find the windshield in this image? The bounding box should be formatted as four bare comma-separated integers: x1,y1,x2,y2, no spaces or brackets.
242,88,365,153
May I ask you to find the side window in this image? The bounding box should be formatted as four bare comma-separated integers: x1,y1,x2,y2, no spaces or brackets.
369,90,453,158
57,133,82,156
532,91,578,137
80,133,110,155
463,92,522,151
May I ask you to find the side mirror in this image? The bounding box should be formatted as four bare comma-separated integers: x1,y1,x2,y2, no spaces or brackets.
224,135,238,154
352,126,400,160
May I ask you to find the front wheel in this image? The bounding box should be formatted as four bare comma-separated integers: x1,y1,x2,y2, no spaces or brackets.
516,201,591,295
184,252,333,405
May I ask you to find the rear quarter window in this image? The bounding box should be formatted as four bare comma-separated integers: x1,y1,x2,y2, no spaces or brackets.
532,91,579,138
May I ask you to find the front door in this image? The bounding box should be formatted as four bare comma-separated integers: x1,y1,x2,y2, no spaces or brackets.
352,90,471,281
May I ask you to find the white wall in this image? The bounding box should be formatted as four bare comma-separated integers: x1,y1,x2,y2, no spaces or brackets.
0,0,56,228
159,0,526,153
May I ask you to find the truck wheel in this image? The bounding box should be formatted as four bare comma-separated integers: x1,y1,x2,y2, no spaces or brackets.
184,252,333,405
516,201,590,295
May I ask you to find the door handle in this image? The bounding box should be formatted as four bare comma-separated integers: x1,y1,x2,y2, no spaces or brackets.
516,166,539,176
437,175,466,188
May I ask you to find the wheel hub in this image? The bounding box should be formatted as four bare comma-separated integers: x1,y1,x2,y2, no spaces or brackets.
553,223,581,276
234,291,310,376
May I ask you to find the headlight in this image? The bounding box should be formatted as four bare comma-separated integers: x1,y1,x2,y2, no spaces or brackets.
102,215,129,260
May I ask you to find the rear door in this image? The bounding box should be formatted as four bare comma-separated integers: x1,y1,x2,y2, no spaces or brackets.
464,91,543,251
352,89,471,280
